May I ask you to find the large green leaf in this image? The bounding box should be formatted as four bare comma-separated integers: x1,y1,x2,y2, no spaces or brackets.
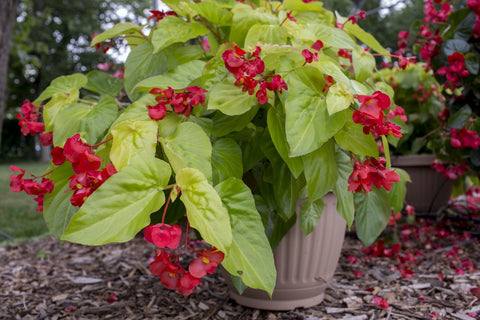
216,178,276,296
285,23,356,50
110,94,157,128
312,55,352,89
267,107,303,178
151,16,209,54
90,22,143,47
43,89,80,132
42,162,78,238
352,46,376,83
85,71,124,96
245,24,288,48
134,60,206,91
229,7,278,47
326,82,354,115
160,122,212,182
207,77,259,115
53,96,118,146
302,139,338,202
202,43,235,90
193,0,233,26
33,74,87,105
212,139,243,185
334,115,379,158
212,106,259,137
110,120,158,171
333,149,354,229
124,43,168,102
176,168,232,254
61,156,171,245
285,66,346,156
388,168,411,213
299,197,324,236
354,187,391,247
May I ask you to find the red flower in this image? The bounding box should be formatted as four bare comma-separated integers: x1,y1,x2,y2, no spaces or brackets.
302,49,318,64
147,104,167,120
348,157,400,194
39,131,53,146
286,11,296,22
144,223,182,249
311,40,324,51
189,249,225,278
147,9,177,22
177,273,202,296
372,296,389,309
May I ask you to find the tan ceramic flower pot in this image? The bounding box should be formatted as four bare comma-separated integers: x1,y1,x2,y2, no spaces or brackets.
229,193,346,310
391,155,453,212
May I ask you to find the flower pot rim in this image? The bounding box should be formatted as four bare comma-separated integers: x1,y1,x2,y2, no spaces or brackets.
391,154,437,167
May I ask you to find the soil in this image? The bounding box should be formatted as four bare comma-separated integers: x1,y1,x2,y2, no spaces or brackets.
1,222,480,320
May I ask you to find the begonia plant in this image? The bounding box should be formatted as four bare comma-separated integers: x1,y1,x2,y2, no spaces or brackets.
10,0,410,297
390,0,480,187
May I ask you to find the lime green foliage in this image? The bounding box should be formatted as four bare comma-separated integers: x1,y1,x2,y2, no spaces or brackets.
0,163,49,244
17,0,411,297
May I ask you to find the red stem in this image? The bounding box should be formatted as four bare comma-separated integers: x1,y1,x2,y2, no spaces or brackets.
90,137,113,148
161,189,174,224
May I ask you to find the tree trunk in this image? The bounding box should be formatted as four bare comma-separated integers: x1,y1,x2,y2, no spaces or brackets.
0,0,18,154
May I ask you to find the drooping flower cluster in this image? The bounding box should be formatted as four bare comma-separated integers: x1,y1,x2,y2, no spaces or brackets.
431,158,469,179
16,100,44,136
51,134,117,207
423,0,452,23
146,223,224,296
437,52,470,92
147,9,177,22
352,91,402,138
222,45,287,104
347,157,401,194
450,127,480,149
147,86,207,120
302,40,324,64
10,166,54,211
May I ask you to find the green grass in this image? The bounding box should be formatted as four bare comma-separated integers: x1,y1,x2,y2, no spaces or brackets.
0,162,51,245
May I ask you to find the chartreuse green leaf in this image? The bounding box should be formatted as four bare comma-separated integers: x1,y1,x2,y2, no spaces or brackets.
161,0,198,18
285,23,356,50
212,106,259,137
313,55,352,89
229,6,278,47
43,162,77,238
33,74,87,105
334,112,379,158
283,0,326,12
176,168,232,254
110,120,158,171
267,107,303,178
285,66,346,156
134,60,206,91
160,122,213,182
302,139,338,202
61,156,171,245
212,139,243,185
53,96,118,146
151,16,209,54
193,0,233,26
333,149,354,229
90,22,142,47
208,77,259,115
352,46,376,83
202,43,235,90
85,71,124,96
299,197,324,236
354,187,391,247
43,89,80,132
216,178,276,296
245,24,288,48
326,83,354,115
110,94,157,128
388,168,411,213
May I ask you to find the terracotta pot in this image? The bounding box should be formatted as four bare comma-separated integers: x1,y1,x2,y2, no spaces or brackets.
229,193,346,310
391,154,453,213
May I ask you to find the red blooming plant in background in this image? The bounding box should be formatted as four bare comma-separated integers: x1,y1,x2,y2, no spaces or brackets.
388,0,480,189
10,0,410,298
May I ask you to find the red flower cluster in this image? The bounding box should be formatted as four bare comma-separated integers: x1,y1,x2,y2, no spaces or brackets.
10,166,54,211
146,223,224,296
450,127,480,149
397,31,409,50
51,134,117,207
431,158,469,179
347,157,401,194
302,40,324,64
372,296,390,309
222,45,287,104
387,105,407,123
412,83,440,103
16,100,44,136
147,86,207,120
423,0,452,23
437,52,470,92
352,91,402,138
346,10,366,25
337,49,352,62
91,32,112,54
147,9,177,22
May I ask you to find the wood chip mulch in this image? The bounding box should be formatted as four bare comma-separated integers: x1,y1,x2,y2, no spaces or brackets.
1,227,480,320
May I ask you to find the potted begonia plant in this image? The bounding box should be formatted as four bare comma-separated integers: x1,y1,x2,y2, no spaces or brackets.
10,0,409,310
385,0,480,212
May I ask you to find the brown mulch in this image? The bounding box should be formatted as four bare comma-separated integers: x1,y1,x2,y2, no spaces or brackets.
1,229,480,320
